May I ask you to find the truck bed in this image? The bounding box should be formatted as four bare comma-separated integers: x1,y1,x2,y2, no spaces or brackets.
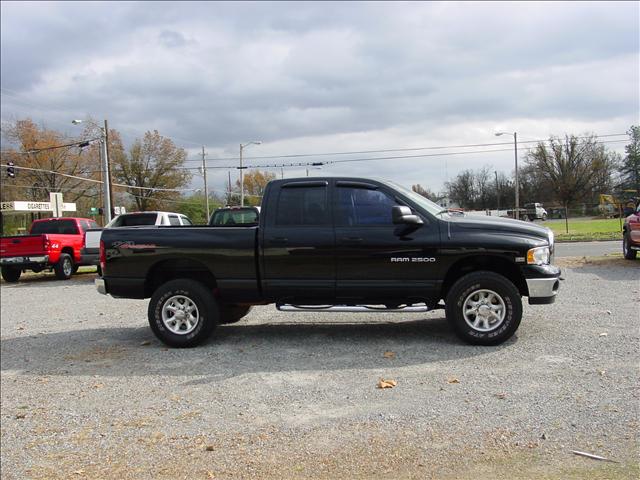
101,225,260,301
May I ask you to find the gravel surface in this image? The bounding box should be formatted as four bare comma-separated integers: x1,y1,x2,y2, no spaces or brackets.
1,259,639,479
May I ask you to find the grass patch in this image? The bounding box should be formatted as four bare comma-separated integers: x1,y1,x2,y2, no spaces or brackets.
547,218,623,242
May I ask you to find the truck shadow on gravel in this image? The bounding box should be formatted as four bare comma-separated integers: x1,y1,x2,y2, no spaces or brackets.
0,318,511,380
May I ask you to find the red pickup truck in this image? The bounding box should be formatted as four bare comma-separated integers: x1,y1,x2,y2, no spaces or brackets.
0,217,100,282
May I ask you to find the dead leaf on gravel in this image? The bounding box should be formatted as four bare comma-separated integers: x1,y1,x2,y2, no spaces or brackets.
205,445,215,451
15,413,26,419
73,470,85,475
140,340,151,346
377,378,397,389
383,351,395,359
207,471,216,479
598,370,606,376
16,326,25,330
92,383,104,389
447,377,460,384
495,392,507,399
599,332,608,337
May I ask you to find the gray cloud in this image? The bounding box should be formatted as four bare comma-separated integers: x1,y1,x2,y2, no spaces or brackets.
1,1,638,194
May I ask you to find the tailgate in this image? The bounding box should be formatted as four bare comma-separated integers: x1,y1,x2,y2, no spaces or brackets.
0,235,46,258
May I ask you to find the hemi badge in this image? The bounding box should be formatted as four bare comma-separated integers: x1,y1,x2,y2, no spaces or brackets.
515,257,526,263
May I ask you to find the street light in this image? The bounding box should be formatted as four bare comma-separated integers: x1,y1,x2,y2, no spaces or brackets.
73,119,113,223
495,131,519,220
239,141,261,207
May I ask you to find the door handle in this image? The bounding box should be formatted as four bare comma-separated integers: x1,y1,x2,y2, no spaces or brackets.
269,237,289,245
341,237,363,243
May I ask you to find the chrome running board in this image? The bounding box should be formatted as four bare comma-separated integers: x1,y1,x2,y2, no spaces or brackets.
276,304,431,313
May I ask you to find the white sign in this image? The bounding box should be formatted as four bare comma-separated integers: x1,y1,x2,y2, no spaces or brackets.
0,199,76,214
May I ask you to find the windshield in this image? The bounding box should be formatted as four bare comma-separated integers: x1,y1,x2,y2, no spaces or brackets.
383,181,443,216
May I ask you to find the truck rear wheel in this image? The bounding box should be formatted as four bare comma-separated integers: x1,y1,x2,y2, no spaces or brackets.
219,305,253,324
445,271,522,346
54,254,74,280
1,267,21,283
148,279,218,348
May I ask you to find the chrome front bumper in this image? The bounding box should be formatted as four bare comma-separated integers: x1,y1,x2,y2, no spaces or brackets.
526,277,560,298
95,278,107,295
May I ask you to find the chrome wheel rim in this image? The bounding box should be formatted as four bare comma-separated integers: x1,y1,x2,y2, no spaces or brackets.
63,258,73,276
161,295,199,335
462,289,506,332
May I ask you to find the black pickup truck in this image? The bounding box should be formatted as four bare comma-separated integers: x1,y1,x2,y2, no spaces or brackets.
97,177,561,347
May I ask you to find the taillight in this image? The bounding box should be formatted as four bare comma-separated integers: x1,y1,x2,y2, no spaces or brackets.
43,235,50,251
99,240,106,273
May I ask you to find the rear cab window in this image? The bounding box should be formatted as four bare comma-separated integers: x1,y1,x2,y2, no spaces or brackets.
30,219,79,235
116,214,158,227
211,208,259,226
168,215,181,226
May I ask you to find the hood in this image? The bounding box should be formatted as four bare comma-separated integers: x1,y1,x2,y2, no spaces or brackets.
446,213,551,240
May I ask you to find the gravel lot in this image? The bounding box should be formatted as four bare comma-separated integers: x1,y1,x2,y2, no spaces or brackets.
1,258,639,479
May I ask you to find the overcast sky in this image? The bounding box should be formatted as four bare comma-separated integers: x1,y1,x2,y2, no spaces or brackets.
1,1,638,197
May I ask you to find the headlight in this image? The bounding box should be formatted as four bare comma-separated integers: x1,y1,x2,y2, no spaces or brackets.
527,246,550,265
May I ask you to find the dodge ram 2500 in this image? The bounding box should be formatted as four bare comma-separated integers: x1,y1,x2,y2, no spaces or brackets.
97,177,561,347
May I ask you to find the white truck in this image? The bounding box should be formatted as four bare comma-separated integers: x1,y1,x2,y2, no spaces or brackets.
85,211,193,274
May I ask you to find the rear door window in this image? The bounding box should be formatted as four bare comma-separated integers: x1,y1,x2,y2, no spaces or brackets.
275,186,328,226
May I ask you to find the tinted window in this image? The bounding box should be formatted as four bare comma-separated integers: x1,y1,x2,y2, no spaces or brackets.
335,188,397,226
276,187,328,226
31,219,78,235
181,216,193,225
168,215,181,226
79,220,99,232
211,209,259,226
117,214,158,227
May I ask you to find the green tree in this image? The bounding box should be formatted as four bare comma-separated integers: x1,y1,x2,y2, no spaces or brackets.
619,125,640,193
112,130,191,211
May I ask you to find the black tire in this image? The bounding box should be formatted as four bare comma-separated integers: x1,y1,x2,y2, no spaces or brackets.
148,279,218,348
445,271,523,346
521,214,529,221
623,232,637,260
72,265,80,274
219,305,253,324
54,254,74,280
542,214,547,221
1,267,21,283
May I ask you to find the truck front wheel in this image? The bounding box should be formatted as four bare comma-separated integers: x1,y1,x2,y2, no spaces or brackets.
148,279,218,348
219,305,253,324
54,254,74,280
1,267,21,283
445,271,522,346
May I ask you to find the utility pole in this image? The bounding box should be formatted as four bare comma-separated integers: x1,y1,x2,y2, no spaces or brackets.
228,171,232,206
201,146,209,220
100,125,112,223
495,171,500,211
514,132,519,220
104,120,114,219
239,143,244,207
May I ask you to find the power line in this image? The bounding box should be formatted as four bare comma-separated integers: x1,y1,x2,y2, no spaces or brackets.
183,133,628,163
